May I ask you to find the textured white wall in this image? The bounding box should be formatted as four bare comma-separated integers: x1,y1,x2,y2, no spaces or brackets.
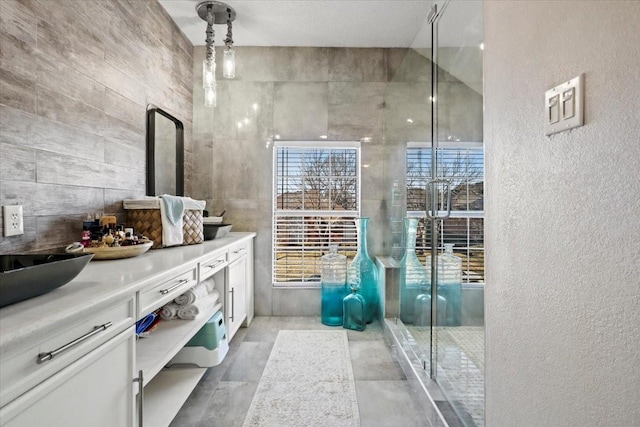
484,1,640,426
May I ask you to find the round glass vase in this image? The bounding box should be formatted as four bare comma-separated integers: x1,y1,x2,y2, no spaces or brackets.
346,218,379,323
399,218,430,324
321,244,348,326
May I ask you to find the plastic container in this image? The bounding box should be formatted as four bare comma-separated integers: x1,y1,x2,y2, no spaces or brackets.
167,311,229,367
426,243,462,326
321,244,347,326
343,287,366,331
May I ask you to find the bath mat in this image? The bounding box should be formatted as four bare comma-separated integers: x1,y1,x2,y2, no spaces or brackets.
242,330,360,427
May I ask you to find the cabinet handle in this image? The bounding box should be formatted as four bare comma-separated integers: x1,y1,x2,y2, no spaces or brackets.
229,288,235,322
36,322,113,364
233,247,246,255
160,278,189,295
133,369,144,427
205,259,225,269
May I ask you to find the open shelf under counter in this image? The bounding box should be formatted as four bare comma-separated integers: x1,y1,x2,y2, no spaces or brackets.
136,294,222,382
142,367,207,426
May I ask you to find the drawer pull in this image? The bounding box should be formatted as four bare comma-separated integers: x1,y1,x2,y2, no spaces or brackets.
36,322,113,364
160,278,190,295
233,247,246,255
205,259,225,269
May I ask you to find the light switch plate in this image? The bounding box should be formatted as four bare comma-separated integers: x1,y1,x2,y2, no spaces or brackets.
545,73,584,136
3,205,24,237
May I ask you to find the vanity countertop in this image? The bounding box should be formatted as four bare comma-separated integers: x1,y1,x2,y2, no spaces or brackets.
0,232,256,354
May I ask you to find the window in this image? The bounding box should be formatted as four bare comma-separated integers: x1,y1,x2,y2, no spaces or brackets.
273,141,360,286
406,142,485,284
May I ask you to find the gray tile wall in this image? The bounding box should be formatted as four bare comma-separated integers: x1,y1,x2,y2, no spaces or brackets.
190,46,481,316
0,0,193,253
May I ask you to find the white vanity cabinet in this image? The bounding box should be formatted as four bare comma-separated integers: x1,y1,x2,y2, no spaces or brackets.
0,232,256,427
0,328,136,427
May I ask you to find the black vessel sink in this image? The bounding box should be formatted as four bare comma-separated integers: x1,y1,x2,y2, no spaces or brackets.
0,254,93,308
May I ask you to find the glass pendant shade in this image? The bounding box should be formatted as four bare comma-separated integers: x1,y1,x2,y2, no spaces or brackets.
203,59,216,88
223,48,235,79
204,85,217,108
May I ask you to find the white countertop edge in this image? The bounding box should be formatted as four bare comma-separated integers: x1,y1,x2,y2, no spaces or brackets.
0,232,256,353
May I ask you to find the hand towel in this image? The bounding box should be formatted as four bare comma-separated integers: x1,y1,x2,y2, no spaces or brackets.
177,304,200,320
159,195,184,247
160,303,179,320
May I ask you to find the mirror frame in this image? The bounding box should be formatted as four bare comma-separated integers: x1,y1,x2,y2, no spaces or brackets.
146,104,184,196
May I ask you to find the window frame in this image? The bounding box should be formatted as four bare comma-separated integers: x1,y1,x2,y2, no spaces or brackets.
272,140,361,288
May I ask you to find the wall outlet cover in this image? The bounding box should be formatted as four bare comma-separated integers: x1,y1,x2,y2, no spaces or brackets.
3,205,24,237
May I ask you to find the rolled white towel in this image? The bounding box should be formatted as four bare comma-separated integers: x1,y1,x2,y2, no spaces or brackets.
202,277,215,293
177,304,200,320
209,289,220,305
174,282,210,306
160,303,179,320
174,291,196,306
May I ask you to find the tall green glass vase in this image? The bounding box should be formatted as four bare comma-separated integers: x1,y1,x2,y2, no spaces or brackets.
399,218,429,324
347,218,378,323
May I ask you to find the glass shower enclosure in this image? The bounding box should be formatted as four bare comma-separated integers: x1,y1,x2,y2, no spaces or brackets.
382,1,484,426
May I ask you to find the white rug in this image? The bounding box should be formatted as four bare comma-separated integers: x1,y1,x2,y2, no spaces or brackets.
242,330,360,427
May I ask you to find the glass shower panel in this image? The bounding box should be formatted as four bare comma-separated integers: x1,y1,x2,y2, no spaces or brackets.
434,1,484,426
381,5,433,372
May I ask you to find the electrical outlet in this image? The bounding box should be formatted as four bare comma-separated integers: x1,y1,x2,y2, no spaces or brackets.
3,205,24,237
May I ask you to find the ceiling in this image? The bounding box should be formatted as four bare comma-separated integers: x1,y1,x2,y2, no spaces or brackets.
159,0,483,49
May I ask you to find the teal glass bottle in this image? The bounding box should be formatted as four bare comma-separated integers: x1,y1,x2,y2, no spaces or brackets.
321,244,347,326
399,218,429,324
343,286,366,331
346,218,378,323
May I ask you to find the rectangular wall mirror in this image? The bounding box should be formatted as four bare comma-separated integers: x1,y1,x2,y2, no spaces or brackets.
146,105,184,196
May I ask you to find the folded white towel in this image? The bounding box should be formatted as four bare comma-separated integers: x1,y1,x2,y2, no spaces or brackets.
123,197,206,211
160,303,179,320
159,198,183,247
177,305,199,320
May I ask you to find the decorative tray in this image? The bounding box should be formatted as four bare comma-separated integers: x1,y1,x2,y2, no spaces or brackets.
65,241,153,260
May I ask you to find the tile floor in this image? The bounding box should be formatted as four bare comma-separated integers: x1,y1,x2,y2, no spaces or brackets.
170,316,434,427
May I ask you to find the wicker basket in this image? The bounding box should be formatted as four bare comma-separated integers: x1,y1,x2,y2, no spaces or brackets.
126,208,203,249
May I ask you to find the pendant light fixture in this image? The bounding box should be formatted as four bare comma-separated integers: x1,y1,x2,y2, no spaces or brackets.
196,1,236,108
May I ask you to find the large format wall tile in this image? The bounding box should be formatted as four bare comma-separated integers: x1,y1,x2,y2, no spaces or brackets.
328,82,385,141
273,47,329,82
0,0,193,253
273,82,328,140
329,48,386,82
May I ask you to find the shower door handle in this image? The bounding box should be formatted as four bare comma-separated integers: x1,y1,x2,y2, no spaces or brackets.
426,178,452,220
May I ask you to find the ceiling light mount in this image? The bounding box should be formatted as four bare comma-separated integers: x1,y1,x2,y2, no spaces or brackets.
196,1,236,25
